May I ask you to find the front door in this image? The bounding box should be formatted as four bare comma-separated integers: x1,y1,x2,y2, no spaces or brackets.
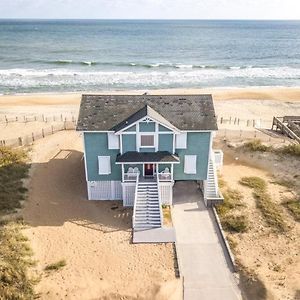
144,164,154,176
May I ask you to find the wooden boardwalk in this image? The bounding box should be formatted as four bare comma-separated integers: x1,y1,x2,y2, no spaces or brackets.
272,116,300,143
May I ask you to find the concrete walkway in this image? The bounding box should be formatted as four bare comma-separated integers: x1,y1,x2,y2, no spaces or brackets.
172,181,242,300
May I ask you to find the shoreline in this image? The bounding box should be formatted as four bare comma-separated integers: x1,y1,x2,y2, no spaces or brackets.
1,87,300,106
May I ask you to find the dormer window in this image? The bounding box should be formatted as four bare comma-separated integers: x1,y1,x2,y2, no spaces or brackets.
140,134,155,147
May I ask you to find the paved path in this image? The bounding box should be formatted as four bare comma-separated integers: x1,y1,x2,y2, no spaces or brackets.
172,181,242,300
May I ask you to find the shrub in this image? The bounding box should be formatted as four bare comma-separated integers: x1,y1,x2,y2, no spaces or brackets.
239,177,267,192
283,198,300,221
221,215,248,233
276,144,300,157
44,260,66,271
243,139,271,152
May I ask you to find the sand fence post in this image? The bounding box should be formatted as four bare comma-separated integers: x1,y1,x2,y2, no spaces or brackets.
5,115,8,124
31,132,35,142
42,114,45,122
51,125,54,134
16,116,18,122
18,137,23,146
220,117,223,124
42,129,45,138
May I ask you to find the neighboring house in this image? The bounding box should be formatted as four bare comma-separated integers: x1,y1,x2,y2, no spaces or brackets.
76,94,223,230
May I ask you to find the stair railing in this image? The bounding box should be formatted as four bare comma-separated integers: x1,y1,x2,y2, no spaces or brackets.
211,159,219,197
156,172,164,227
132,175,140,229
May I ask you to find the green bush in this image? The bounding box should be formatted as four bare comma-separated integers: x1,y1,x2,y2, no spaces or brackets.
221,215,248,233
243,139,272,152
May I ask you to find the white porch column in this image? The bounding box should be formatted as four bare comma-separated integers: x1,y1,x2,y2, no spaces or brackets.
121,164,125,182
171,164,174,181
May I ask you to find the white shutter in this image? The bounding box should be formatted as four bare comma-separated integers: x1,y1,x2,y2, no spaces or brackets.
98,156,111,175
184,155,197,174
107,133,119,149
176,132,187,149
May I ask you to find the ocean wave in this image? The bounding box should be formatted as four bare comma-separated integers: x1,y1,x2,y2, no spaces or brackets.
1,66,300,90
42,60,258,70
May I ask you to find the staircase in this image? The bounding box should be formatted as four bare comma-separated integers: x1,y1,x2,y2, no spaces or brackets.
204,159,223,206
133,181,162,231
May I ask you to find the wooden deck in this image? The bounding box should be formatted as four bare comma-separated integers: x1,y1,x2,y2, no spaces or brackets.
272,116,300,143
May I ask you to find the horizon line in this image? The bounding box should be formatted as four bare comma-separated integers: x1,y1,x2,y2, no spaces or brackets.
0,18,300,21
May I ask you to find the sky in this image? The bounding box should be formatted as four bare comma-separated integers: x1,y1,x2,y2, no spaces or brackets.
0,0,300,20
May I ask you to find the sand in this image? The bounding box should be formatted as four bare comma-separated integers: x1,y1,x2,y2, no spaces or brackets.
214,137,300,300
1,87,300,107
22,131,181,299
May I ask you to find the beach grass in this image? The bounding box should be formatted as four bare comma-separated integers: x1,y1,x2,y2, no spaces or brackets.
243,139,272,152
0,147,30,215
242,139,300,157
239,176,286,232
282,198,300,221
216,188,248,233
0,147,36,299
0,221,36,300
44,260,67,272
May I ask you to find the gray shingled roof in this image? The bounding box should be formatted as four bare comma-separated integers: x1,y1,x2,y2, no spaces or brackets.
116,151,180,163
76,94,218,131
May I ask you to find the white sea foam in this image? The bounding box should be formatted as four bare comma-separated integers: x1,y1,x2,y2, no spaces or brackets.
1,66,300,90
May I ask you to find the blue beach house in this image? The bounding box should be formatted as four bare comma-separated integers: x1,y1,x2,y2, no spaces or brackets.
76,94,223,230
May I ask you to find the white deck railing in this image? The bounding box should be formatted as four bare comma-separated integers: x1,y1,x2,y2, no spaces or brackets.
132,175,139,228
124,172,140,182
158,172,172,181
156,172,164,227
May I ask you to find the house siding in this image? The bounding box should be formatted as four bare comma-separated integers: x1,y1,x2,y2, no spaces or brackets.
173,132,211,180
140,147,155,152
158,133,173,152
159,124,172,132
139,122,155,132
122,134,136,152
84,132,121,181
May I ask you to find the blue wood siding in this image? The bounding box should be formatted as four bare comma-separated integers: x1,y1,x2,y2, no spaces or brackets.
140,147,155,152
139,122,155,132
158,134,173,152
159,124,172,132
173,132,211,180
84,132,121,181
124,125,136,132
158,163,171,172
122,134,136,152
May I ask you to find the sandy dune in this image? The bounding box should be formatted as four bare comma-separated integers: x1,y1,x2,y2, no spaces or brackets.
23,131,181,300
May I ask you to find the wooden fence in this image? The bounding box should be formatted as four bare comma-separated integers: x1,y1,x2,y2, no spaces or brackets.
0,121,76,148
0,114,77,124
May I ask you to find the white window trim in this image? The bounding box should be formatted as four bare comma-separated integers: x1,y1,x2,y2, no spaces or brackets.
107,133,120,149
98,156,111,175
140,134,155,148
176,132,187,149
184,155,197,174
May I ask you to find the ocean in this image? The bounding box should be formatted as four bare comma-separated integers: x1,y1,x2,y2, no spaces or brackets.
1,19,300,94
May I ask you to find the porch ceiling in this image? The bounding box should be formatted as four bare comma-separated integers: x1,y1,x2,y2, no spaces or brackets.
116,151,180,163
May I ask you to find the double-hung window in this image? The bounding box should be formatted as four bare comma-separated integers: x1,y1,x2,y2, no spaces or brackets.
140,134,155,147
